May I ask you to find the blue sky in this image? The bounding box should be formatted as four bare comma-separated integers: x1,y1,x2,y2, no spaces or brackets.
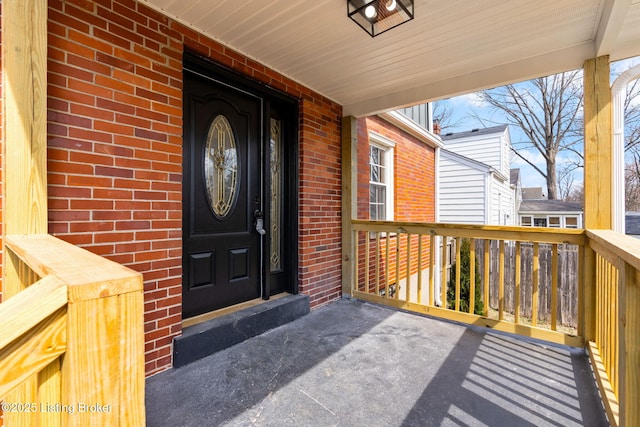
435,56,640,192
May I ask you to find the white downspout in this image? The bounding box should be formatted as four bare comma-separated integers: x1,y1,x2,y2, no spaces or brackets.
611,64,640,233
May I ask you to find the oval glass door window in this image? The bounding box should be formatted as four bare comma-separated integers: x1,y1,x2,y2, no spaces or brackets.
204,115,238,218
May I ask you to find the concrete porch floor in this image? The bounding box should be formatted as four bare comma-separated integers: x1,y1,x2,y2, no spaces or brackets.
145,299,608,427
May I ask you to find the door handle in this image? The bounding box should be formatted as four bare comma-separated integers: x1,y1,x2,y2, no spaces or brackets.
254,210,266,235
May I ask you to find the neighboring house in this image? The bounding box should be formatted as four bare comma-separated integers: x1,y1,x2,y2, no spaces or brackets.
511,169,523,218
626,213,640,238
439,125,515,225
522,187,547,200
519,200,583,228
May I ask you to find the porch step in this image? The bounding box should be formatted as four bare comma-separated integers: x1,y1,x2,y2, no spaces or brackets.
173,294,310,368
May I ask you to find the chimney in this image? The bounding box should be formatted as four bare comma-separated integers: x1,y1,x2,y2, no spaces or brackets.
433,121,441,135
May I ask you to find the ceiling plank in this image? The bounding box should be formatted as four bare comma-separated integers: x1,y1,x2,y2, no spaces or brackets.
344,42,595,117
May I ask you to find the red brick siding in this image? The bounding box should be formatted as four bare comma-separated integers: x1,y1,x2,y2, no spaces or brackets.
357,116,435,222
25,0,344,376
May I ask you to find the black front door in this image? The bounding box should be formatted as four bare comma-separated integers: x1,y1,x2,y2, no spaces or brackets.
183,70,263,318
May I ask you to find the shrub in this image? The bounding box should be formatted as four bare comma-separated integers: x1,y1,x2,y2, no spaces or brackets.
447,238,484,314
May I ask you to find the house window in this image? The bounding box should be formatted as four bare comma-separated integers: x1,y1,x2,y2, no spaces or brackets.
548,216,561,228
369,132,395,221
565,216,579,228
533,217,547,227
521,216,532,227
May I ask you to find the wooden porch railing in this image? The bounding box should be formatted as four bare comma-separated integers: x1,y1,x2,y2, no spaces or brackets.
0,234,144,426
348,220,639,426
350,220,586,346
585,230,640,427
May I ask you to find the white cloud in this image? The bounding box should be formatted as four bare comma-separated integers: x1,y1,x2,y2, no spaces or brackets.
450,92,486,108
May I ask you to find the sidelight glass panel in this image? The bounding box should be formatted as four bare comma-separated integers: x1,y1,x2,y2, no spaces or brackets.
204,115,238,219
270,118,283,272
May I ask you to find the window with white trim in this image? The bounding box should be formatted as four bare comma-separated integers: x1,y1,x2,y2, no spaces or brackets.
548,216,561,228
521,216,532,226
533,217,547,227
565,216,579,228
368,132,395,221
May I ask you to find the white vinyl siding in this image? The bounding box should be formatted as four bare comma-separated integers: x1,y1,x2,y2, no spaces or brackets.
444,135,503,174
439,153,487,224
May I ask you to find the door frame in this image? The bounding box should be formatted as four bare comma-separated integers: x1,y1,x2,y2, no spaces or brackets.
183,51,299,308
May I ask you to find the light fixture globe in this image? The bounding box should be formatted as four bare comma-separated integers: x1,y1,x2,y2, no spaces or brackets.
347,0,414,37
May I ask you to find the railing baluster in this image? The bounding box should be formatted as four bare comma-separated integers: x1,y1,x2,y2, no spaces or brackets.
406,233,412,302
418,235,423,304
484,240,490,316
375,232,381,296
365,231,370,294
551,243,558,331
441,236,448,309
612,262,618,396
578,244,585,338
469,238,476,315
395,232,401,300
354,230,359,293
385,232,390,298
532,243,539,327
429,234,435,307
455,237,461,311
515,241,521,324
499,240,505,321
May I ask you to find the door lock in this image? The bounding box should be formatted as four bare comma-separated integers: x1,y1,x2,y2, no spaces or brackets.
254,210,266,235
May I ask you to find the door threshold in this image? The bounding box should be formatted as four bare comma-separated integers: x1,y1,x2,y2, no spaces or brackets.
182,293,290,329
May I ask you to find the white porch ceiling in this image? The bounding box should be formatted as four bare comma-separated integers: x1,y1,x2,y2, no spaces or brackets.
141,0,640,117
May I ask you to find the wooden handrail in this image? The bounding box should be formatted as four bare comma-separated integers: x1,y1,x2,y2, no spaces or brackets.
5,234,142,300
352,220,586,244
587,229,640,271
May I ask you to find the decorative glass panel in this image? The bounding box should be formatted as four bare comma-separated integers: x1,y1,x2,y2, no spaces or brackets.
270,118,283,272
204,115,238,219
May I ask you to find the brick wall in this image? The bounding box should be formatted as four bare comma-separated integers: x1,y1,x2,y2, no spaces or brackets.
357,116,436,222
27,0,343,376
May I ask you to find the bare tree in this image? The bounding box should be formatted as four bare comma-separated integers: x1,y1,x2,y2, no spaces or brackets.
433,100,463,132
471,71,583,200
626,153,640,211
619,72,640,210
558,163,577,201
624,78,640,157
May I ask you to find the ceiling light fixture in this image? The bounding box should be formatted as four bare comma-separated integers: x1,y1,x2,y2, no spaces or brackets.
347,0,414,37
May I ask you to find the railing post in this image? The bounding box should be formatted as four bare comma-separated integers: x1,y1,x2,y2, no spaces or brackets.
342,116,358,298
584,244,597,342
2,0,50,424
62,276,145,426
583,56,613,229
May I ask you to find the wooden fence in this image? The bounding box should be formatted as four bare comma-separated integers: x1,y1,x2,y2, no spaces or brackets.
479,241,579,329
